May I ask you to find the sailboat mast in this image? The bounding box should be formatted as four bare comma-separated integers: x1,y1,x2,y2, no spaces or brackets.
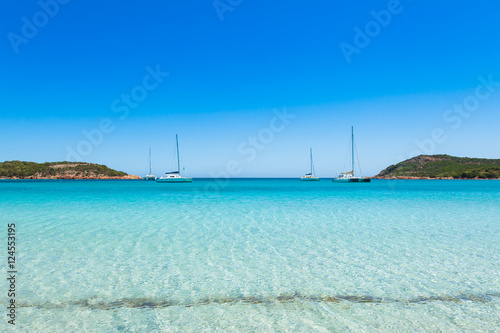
149,147,152,174
176,134,180,173
310,148,313,175
351,126,354,174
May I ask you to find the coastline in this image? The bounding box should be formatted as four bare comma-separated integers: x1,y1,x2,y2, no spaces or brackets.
0,175,142,180
0,161,142,180
2,176,499,181
373,176,500,180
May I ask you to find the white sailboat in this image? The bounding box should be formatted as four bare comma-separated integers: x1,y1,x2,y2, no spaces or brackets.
300,148,320,181
156,135,193,183
333,126,370,183
144,147,156,180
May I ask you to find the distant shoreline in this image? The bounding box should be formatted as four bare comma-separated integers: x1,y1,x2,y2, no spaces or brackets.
375,155,500,180
1,177,499,181
0,161,141,180
373,176,500,180
2,155,500,181
0,175,142,180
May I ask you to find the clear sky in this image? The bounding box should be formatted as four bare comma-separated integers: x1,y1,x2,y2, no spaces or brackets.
1,0,500,177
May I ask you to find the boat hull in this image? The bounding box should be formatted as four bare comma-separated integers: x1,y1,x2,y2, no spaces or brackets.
332,178,370,183
300,177,320,181
156,178,192,183
144,176,156,181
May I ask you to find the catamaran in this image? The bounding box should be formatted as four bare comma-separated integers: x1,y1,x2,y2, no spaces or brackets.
333,126,370,183
144,147,156,180
300,148,320,181
156,135,193,183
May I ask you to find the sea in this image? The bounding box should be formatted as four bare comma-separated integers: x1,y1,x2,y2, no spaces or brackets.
1,179,499,332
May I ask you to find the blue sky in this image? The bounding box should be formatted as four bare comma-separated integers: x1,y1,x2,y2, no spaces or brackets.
1,0,500,177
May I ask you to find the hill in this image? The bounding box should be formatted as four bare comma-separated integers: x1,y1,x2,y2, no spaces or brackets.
375,155,500,179
0,161,141,179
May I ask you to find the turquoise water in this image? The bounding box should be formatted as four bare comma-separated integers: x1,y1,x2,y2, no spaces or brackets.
1,179,499,332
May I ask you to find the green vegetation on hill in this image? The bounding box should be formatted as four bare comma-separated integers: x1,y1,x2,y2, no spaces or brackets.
0,161,128,179
376,155,500,179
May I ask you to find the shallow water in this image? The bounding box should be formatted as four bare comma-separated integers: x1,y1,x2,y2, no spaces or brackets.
1,179,499,332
